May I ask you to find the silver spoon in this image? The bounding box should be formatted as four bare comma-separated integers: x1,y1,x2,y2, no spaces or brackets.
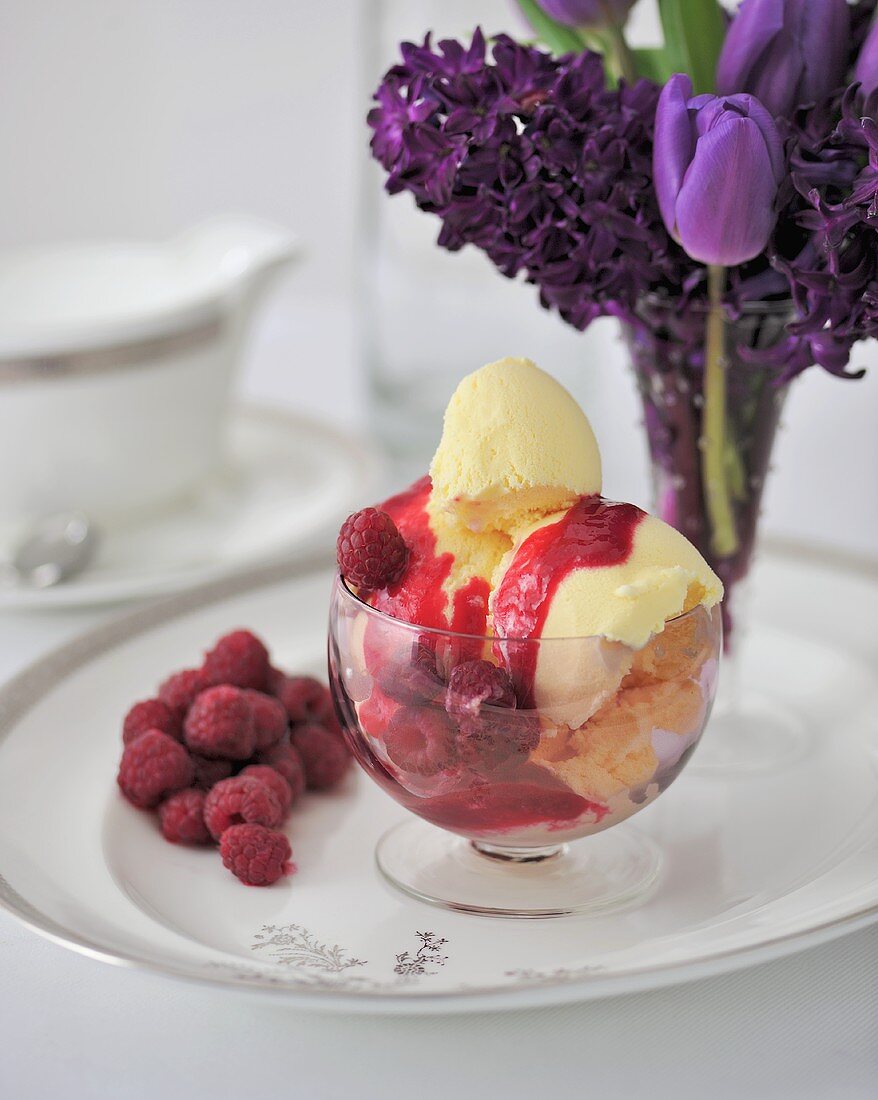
8,511,99,588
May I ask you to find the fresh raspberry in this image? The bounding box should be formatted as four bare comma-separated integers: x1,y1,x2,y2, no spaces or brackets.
378,640,445,706
319,707,344,740
191,754,234,791
183,685,256,760
445,660,517,718
243,690,288,750
240,764,293,817
220,824,293,886
254,740,306,804
117,729,195,809
122,698,180,744
158,668,209,720
203,776,284,840
292,723,351,790
270,672,328,724
203,630,271,691
336,508,408,590
384,706,457,777
158,789,210,844
308,684,339,730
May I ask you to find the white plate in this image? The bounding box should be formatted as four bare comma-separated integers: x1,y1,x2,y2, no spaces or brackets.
0,404,378,609
0,545,876,1015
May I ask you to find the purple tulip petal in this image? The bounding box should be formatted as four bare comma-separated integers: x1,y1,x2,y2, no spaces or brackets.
855,19,878,96
535,0,635,27
795,0,850,106
675,117,779,266
717,0,849,117
733,94,785,183
692,96,730,138
716,0,785,97
745,26,802,117
653,73,695,238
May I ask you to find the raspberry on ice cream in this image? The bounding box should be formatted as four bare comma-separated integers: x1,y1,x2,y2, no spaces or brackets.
445,660,517,718
292,724,350,790
158,668,208,720
243,690,289,751
203,776,284,840
183,685,256,760
122,698,180,744
240,764,293,817
458,710,541,776
117,729,195,809
203,630,271,691
220,824,293,886
158,789,210,844
376,640,445,706
384,706,457,777
255,740,307,803
337,507,408,590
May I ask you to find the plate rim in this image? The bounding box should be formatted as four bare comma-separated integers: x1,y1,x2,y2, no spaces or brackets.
0,401,380,610
0,543,876,1014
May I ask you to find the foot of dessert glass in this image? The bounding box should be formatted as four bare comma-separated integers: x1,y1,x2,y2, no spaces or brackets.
330,574,722,919
377,819,661,918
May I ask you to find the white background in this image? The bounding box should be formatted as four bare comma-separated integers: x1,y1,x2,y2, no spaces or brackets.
0,2,876,1097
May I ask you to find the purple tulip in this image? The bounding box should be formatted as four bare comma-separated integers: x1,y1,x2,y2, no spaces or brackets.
855,19,878,96
535,1,636,27
716,0,850,118
654,74,785,267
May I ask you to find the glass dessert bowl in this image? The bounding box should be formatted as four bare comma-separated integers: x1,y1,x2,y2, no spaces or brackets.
329,574,722,918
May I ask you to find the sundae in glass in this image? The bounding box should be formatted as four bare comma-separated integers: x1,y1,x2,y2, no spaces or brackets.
329,358,722,915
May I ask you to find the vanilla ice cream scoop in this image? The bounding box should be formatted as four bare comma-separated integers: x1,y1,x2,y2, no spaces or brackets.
490,497,722,725
430,357,602,532
491,501,722,649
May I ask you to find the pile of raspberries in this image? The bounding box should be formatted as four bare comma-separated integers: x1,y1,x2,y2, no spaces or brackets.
116,629,350,886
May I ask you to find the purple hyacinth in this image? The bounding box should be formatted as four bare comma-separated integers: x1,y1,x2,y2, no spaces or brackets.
368,28,878,380
368,30,695,331
760,85,878,379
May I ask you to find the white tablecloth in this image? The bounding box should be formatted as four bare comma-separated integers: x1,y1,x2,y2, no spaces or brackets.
0,601,876,1100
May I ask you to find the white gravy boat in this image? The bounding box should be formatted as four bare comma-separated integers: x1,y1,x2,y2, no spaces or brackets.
0,216,299,530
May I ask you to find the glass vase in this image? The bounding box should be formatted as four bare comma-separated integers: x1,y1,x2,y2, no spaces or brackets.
623,297,808,771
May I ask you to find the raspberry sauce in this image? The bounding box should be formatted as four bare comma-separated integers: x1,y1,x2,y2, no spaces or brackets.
417,770,605,837
491,496,644,697
492,495,645,640
369,476,491,635
354,746,602,840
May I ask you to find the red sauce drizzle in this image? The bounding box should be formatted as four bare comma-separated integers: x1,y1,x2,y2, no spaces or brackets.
368,475,491,635
493,496,646,638
492,496,645,693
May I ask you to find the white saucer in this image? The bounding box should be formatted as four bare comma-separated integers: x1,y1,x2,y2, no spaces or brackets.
0,545,876,1014
0,404,379,609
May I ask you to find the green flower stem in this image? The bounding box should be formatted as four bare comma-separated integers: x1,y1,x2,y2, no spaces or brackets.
599,10,636,84
702,265,740,558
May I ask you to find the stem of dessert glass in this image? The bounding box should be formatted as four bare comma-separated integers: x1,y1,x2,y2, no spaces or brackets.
472,840,567,864
702,265,740,559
